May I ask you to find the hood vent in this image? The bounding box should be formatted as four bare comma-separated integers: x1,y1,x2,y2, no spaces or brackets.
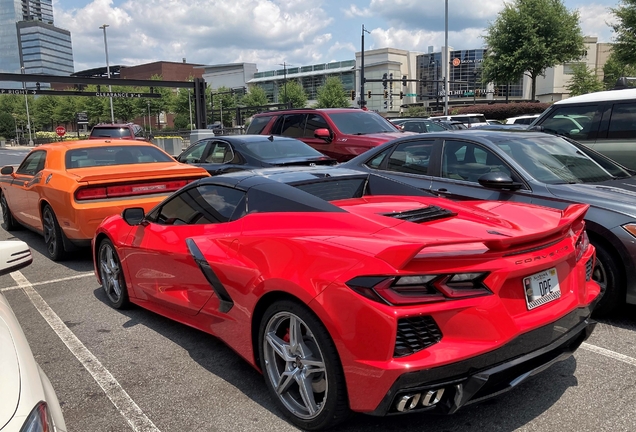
381,206,457,223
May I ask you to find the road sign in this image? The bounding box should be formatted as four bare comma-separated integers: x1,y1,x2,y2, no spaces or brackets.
76,112,88,124
56,126,66,137
406,93,417,97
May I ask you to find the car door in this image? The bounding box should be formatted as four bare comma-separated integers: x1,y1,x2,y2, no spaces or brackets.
199,140,246,175
302,113,337,156
122,184,246,316
360,138,438,191
429,139,534,203
3,150,47,229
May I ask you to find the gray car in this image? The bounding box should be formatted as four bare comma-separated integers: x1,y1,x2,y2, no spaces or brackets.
342,129,636,316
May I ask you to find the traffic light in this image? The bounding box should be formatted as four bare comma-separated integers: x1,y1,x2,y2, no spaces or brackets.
384,90,388,99
382,73,388,89
350,90,356,100
399,92,404,99
367,90,372,99
402,75,407,86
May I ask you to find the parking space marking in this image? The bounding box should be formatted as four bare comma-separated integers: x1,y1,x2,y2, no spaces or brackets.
0,272,94,292
10,271,161,432
581,342,636,368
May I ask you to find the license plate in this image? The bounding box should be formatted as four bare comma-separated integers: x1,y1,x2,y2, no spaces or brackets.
523,267,561,310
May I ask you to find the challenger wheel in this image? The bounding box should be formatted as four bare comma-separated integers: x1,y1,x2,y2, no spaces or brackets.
258,300,349,430
42,205,67,261
98,239,130,309
0,192,19,231
590,241,623,318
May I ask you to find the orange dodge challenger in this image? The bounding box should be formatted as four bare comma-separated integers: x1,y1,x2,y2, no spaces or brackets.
0,139,209,260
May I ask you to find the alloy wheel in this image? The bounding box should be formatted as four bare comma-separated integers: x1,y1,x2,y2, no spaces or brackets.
1,195,9,226
593,259,608,297
263,311,328,420
42,207,57,257
99,242,123,304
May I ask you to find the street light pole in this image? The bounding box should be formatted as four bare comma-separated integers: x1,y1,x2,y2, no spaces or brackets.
279,62,290,106
444,0,449,116
20,67,33,146
147,100,152,135
360,25,370,109
99,24,115,123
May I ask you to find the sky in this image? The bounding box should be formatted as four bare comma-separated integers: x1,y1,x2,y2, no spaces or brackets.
52,0,621,73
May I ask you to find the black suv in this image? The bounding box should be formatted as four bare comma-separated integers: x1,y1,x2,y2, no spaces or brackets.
89,123,148,141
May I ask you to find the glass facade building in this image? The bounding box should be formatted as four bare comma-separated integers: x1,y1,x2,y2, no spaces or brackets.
417,49,524,109
249,60,356,103
0,0,73,88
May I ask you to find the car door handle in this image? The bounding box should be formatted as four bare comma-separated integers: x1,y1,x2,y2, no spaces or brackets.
435,188,448,193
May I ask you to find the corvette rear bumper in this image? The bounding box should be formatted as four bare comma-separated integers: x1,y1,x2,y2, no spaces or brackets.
367,303,598,416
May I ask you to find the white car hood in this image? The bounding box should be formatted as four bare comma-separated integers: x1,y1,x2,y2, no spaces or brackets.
0,307,21,430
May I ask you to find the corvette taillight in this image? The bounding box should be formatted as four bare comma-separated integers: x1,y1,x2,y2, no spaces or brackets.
75,179,192,201
346,273,490,306
575,230,590,261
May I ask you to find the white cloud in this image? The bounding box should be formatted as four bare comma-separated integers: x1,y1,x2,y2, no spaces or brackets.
343,4,372,18
369,27,486,53
578,4,616,42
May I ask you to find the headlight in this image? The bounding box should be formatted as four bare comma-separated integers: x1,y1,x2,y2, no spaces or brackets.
19,402,53,432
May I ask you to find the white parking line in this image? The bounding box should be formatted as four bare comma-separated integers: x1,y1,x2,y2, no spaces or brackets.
581,342,636,367
0,272,95,292
10,271,161,432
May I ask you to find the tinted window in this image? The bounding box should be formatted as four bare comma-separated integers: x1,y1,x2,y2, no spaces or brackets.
295,179,366,201
442,140,511,182
66,145,174,168
538,105,598,140
386,141,434,175
365,147,391,169
304,114,330,137
246,116,274,134
179,140,208,163
328,111,398,134
402,121,426,133
90,126,132,138
156,185,245,225
204,142,234,163
608,103,636,139
278,114,307,138
17,150,46,175
242,138,323,160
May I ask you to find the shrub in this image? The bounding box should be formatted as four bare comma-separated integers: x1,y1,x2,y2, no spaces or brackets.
432,102,551,120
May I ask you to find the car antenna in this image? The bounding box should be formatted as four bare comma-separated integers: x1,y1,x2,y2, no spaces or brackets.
268,135,274,142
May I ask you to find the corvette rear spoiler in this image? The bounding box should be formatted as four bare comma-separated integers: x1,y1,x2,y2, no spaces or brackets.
375,203,589,269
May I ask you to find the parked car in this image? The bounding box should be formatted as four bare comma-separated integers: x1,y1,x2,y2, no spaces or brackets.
487,119,503,125
342,128,636,316
93,166,599,430
0,139,209,261
529,88,636,169
245,108,405,162
0,241,67,432
505,114,540,125
431,119,468,130
89,123,148,141
428,113,488,128
394,119,448,133
176,135,337,175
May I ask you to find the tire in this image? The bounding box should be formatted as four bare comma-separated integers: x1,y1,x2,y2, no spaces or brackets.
98,238,130,309
258,300,350,430
42,204,67,261
1,192,19,231
590,240,624,318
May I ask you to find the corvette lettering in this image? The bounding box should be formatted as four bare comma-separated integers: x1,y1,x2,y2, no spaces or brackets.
515,245,570,265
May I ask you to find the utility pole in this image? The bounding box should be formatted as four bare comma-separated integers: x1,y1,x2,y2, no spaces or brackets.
360,25,370,108
444,0,449,115
99,24,115,123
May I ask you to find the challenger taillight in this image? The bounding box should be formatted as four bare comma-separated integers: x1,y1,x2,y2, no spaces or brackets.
75,179,192,201
575,230,590,261
346,273,490,306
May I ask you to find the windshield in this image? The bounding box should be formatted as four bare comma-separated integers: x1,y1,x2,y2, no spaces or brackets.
496,135,631,184
242,139,325,161
328,112,399,134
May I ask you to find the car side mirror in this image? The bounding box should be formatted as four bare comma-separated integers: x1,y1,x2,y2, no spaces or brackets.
0,241,32,276
528,125,544,132
314,128,332,142
122,208,146,226
1,166,14,175
478,172,523,190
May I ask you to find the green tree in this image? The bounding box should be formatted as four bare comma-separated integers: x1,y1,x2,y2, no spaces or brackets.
32,96,57,131
610,0,636,66
52,96,78,128
78,86,108,125
210,86,238,127
241,86,269,107
0,112,17,139
482,0,585,100
602,52,636,89
404,106,430,117
279,80,307,108
565,63,604,96
313,77,351,108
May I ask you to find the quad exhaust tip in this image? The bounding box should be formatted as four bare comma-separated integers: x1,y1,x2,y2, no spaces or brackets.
395,388,445,412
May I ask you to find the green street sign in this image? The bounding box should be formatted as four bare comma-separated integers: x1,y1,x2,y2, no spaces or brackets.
406,93,417,96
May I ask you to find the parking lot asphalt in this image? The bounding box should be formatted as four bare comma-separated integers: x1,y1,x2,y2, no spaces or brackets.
1,217,636,432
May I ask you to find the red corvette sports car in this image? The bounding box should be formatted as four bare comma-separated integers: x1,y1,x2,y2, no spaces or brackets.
93,167,600,430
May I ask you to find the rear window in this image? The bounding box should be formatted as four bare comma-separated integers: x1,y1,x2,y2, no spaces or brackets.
294,178,366,201
65,145,174,169
90,126,133,138
246,116,274,134
242,139,323,161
